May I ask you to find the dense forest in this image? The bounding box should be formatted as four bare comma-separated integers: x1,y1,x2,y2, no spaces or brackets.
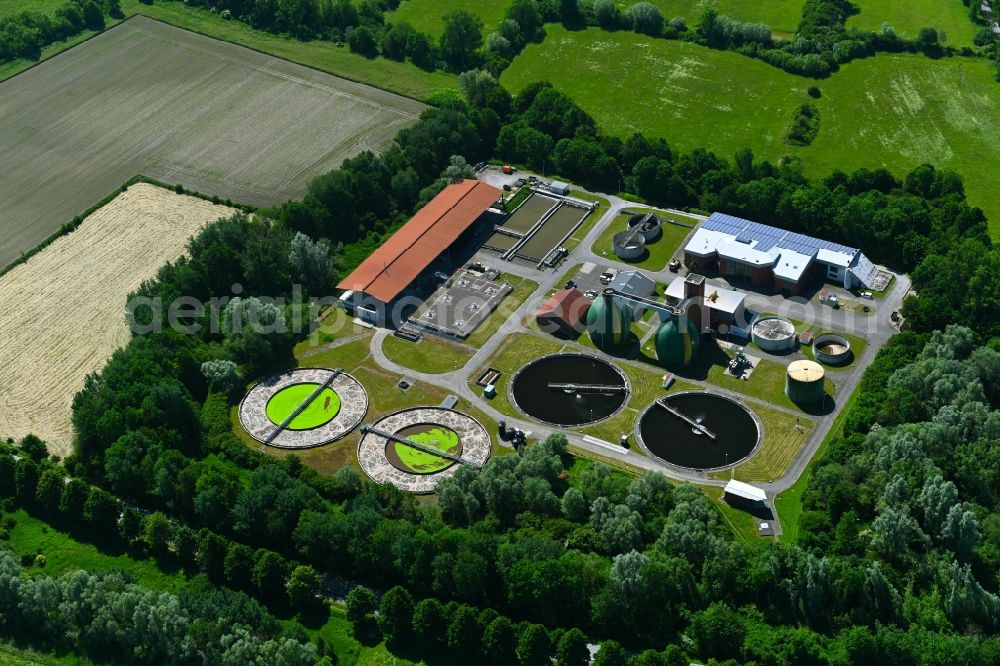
0,0,119,63
0,73,971,664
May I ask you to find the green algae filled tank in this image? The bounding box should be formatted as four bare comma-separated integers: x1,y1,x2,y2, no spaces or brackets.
586,290,632,351
655,316,701,367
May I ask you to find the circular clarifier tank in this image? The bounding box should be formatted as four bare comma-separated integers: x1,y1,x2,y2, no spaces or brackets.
813,332,852,364
637,392,761,470
511,353,629,426
751,316,798,352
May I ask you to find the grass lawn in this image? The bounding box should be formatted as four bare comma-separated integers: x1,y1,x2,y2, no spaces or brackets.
0,642,90,666
579,360,699,444
627,0,806,35
0,0,66,17
702,486,768,546
637,336,834,413
5,508,187,594
382,334,474,374
501,27,1000,237
119,0,457,101
709,403,813,483
561,191,612,252
590,212,695,271
466,332,567,420
848,0,979,47
387,0,512,37
773,377,863,541
752,312,871,370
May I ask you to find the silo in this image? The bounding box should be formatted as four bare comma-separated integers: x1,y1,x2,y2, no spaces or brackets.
586,289,632,351
654,315,701,367
785,360,825,405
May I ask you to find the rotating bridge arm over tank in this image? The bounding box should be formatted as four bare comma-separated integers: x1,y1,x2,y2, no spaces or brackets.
547,382,628,394
264,369,341,445
360,424,482,468
655,398,716,439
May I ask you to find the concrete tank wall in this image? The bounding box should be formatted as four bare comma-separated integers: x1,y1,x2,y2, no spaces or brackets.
627,213,662,242
613,230,645,260
751,316,798,352
813,333,852,364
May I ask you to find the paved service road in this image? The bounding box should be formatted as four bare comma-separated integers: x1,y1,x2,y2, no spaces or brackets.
367,172,910,508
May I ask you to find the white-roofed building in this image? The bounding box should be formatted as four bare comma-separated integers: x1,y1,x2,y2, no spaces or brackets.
683,212,880,294
609,269,657,317
665,276,745,328
724,479,767,506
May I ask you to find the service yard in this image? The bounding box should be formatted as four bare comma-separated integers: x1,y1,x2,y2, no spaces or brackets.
0,183,235,457
0,15,424,269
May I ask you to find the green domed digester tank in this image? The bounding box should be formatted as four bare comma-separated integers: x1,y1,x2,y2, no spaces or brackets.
655,315,701,367
586,290,632,351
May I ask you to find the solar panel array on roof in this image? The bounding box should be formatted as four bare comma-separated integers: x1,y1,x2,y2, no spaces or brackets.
704,213,858,256
849,253,879,289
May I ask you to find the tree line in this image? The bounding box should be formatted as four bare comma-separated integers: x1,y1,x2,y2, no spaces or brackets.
42,66,1000,664
156,0,1000,84
0,0,119,64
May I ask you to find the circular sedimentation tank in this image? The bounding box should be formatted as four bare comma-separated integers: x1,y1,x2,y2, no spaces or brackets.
586,290,632,351
239,367,368,448
613,229,645,260
637,392,761,470
511,353,629,426
751,316,798,352
786,359,825,405
358,408,491,493
813,333,852,364
627,212,662,241
654,316,701,367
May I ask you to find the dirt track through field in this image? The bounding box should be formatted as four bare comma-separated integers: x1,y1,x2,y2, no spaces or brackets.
0,15,424,269
0,184,236,456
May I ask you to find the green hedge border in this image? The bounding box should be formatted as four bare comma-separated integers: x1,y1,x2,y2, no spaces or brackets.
0,175,254,280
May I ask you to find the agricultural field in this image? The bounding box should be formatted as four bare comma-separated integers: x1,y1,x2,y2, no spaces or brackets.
501,26,1000,235
387,0,512,37
119,0,458,100
0,15,424,269
847,0,979,48
623,0,806,35
0,184,235,457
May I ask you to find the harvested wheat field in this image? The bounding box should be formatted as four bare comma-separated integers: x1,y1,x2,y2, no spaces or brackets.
0,183,235,456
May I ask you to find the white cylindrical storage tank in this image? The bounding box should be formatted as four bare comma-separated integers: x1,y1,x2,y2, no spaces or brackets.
786,360,825,405
751,316,798,352
813,333,852,364
613,229,645,260
627,213,662,241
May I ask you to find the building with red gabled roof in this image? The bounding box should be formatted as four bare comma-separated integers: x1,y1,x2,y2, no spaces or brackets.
337,179,501,323
536,288,590,336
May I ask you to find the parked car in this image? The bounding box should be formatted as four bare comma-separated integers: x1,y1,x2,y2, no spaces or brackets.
514,178,526,187
528,175,538,183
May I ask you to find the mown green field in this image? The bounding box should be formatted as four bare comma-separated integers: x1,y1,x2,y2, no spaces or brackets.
622,0,805,35
0,0,65,18
387,0,511,37
501,26,1000,235
848,0,979,47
